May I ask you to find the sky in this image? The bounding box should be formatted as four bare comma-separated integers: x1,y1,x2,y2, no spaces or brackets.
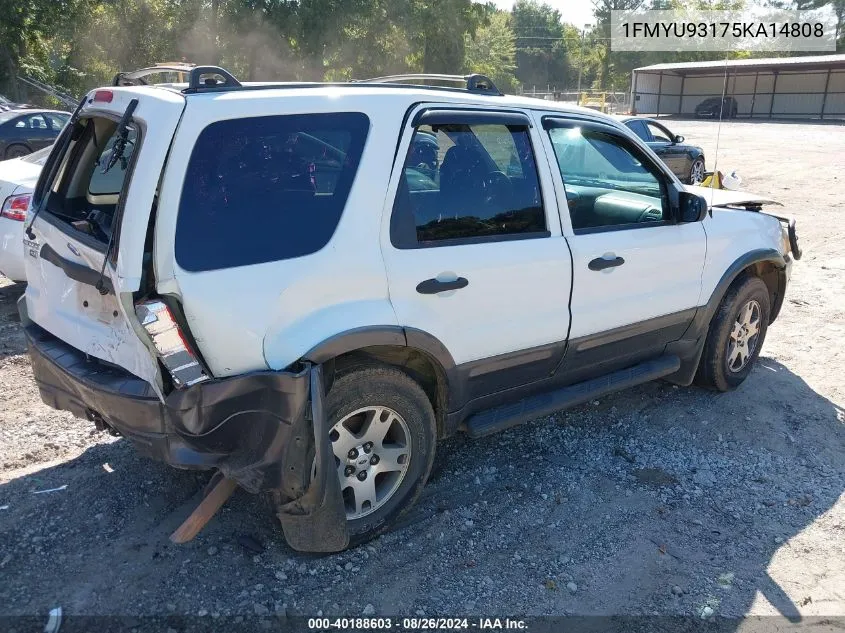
490,0,596,29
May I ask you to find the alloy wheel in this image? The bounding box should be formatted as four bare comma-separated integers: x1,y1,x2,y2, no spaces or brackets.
329,406,412,520
690,160,705,183
727,299,761,372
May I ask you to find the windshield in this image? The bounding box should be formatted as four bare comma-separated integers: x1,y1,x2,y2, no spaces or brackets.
0,111,20,125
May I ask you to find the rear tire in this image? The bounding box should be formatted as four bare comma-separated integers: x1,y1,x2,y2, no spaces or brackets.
696,276,770,391
323,365,437,546
4,144,30,159
688,157,705,184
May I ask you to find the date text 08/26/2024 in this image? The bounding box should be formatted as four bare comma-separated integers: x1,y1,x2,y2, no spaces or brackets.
307,617,527,630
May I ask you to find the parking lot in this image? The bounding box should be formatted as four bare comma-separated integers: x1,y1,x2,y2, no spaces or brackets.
0,119,843,623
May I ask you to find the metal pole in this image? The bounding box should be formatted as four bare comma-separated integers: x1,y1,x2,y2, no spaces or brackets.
679,74,685,115
769,71,778,119
577,28,586,97
751,71,759,118
821,68,832,120
656,72,663,116
631,71,638,115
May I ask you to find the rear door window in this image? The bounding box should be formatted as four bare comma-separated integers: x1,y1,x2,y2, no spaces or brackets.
175,112,369,272
44,113,69,131
391,121,546,247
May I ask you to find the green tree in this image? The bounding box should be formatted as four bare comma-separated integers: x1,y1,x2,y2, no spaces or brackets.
764,0,844,49
0,0,87,99
464,9,519,92
407,0,487,73
512,0,572,91
592,0,647,90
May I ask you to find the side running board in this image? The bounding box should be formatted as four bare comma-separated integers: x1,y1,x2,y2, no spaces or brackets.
463,355,680,438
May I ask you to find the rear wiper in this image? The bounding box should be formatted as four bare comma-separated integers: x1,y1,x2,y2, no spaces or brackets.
102,98,138,174
95,98,139,295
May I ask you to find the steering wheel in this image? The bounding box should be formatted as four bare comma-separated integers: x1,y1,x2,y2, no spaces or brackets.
482,170,513,210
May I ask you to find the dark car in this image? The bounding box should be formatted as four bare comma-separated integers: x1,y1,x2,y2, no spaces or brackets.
0,109,70,159
620,116,706,184
694,96,738,119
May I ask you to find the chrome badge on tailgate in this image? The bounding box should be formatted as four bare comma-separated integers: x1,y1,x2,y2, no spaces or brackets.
23,236,39,258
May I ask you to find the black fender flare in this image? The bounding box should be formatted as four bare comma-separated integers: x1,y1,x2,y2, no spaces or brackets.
302,325,406,364
666,249,785,386
302,325,460,411
687,248,785,341
705,248,785,323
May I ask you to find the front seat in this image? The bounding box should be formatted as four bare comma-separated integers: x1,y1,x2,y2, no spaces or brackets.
438,142,487,218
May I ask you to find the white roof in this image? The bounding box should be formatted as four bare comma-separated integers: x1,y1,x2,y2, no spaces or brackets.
129,81,607,118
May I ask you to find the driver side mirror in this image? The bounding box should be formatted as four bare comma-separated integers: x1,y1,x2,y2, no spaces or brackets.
678,191,709,222
674,135,684,143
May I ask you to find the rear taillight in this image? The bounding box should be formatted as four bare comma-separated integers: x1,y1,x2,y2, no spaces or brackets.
1,193,31,222
134,299,209,388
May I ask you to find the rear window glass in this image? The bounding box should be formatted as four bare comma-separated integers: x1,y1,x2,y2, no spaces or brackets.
89,128,138,196
176,112,370,272
38,115,140,245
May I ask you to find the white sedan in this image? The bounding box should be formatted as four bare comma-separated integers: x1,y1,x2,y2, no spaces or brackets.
0,145,49,282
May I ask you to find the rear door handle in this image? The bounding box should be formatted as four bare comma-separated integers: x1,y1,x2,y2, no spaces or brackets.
416,277,469,294
588,256,625,271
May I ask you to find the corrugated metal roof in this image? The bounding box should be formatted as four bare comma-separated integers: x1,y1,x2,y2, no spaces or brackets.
635,54,845,74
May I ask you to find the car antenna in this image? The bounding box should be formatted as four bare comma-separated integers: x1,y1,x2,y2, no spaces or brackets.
707,52,731,208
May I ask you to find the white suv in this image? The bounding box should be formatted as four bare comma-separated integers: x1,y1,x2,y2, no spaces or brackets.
20,66,801,552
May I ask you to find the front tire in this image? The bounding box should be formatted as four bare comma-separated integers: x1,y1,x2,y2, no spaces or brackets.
324,364,437,546
697,276,770,391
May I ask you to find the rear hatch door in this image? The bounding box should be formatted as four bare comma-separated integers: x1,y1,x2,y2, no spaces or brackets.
24,88,186,392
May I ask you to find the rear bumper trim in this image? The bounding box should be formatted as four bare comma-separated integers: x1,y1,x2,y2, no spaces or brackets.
23,318,308,494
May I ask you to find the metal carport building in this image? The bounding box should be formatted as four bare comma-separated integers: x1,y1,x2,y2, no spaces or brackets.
631,54,845,119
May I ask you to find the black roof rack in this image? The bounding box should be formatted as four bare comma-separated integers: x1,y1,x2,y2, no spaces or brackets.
109,64,504,97
355,73,502,96
182,66,242,93
113,63,197,87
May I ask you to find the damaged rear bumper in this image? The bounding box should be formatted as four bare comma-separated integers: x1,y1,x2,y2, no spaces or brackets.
22,307,348,551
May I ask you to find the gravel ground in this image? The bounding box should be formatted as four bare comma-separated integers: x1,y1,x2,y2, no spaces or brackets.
0,120,843,627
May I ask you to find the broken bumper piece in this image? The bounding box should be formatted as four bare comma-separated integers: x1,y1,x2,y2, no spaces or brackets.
22,316,348,552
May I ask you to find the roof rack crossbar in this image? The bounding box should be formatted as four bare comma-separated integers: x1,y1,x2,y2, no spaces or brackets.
356,73,502,95
113,63,198,87
183,66,242,93
108,64,504,96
